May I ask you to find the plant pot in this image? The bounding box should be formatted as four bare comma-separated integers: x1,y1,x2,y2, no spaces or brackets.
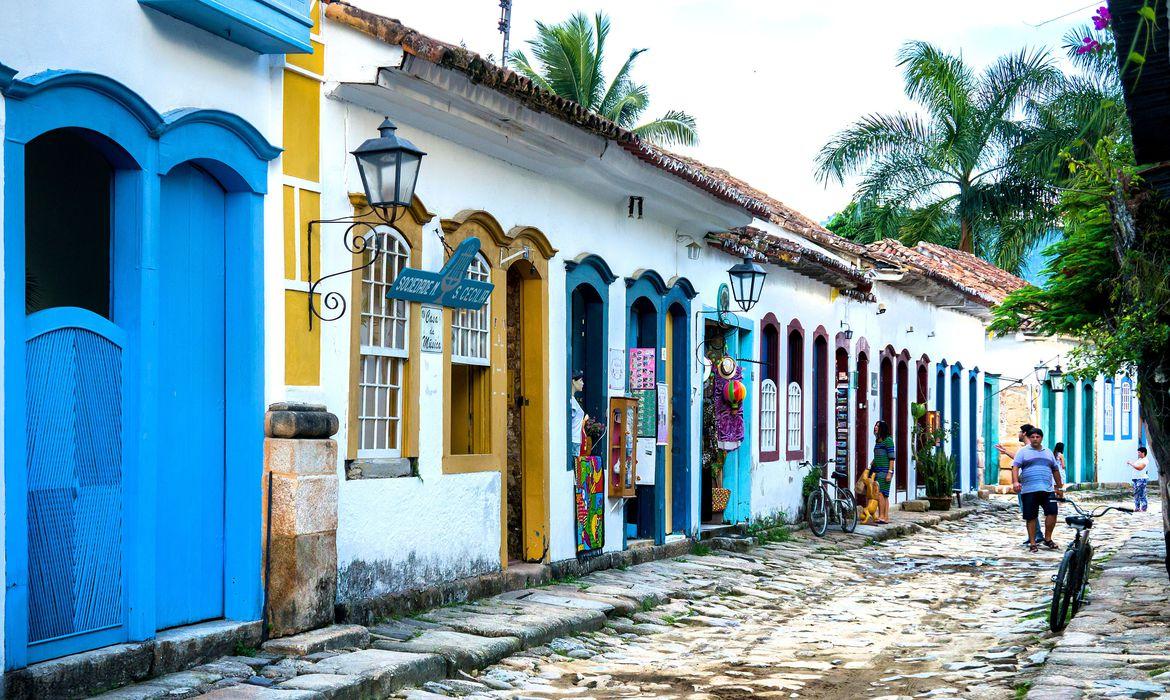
927,496,953,511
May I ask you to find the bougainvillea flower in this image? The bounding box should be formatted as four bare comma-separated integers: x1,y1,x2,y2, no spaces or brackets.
1092,6,1111,30
1076,37,1102,54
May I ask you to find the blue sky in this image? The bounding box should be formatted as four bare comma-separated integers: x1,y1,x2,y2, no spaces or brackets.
351,0,1101,222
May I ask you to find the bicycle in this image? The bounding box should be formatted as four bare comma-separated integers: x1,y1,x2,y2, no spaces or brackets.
802,459,858,537
1048,496,1132,632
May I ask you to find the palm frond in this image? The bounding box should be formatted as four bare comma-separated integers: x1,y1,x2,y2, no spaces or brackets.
814,112,935,185
599,48,647,117
632,110,698,147
897,41,975,130
604,81,650,128
508,51,556,93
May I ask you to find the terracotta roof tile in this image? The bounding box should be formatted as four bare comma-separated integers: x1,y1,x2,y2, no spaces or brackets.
865,239,1029,306
708,227,874,301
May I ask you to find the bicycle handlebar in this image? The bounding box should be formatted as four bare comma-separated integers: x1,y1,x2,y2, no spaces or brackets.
1057,497,1134,518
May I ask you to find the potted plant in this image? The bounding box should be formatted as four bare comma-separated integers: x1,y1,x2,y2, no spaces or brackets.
911,404,955,510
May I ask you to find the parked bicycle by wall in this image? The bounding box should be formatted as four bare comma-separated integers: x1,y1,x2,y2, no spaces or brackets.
803,459,858,536
1048,496,1132,632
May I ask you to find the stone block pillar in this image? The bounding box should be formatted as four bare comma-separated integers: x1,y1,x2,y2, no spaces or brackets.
264,403,340,638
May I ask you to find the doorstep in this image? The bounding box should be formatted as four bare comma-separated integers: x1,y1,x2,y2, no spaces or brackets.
698,523,746,541
3,619,262,700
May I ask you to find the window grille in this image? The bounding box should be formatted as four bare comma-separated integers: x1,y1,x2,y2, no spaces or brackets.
786,381,803,452
358,227,410,457
452,254,491,366
760,379,778,453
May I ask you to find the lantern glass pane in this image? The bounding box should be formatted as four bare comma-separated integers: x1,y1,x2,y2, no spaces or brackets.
395,152,421,207
357,151,399,208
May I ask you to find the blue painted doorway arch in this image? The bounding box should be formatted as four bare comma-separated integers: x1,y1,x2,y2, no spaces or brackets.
2,67,276,669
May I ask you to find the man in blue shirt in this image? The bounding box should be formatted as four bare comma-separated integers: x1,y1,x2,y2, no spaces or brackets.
1012,428,1065,552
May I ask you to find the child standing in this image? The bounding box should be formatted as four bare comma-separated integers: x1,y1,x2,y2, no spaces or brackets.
1127,447,1150,512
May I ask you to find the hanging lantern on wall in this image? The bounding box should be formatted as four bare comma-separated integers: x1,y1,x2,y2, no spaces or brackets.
727,257,767,312
351,118,426,212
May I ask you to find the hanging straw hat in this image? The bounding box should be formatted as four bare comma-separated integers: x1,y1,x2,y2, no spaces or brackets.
716,356,738,379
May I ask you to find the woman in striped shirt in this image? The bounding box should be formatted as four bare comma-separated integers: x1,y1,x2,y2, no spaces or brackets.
869,420,895,524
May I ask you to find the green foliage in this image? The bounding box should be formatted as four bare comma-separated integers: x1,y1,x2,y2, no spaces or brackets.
691,541,711,557
991,138,1170,382
912,419,955,498
748,512,793,544
233,641,258,657
510,12,697,147
816,41,1061,269
801,463,821,504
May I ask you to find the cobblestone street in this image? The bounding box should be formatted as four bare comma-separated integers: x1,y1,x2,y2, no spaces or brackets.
432,495,1160,700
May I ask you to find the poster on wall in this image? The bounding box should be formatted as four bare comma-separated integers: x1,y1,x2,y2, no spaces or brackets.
574,456,605,554
635,438,656,486
420,306,443,353
607,348,626,392
629,348,656,390
656,382,669,444
634,389,656,437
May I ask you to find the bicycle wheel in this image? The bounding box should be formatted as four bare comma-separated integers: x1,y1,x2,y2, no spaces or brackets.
1072,543,1093,615
840,490,858,533
1049,549,1077,632
806,488,828,537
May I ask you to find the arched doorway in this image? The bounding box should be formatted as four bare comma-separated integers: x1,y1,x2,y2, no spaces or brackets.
1082,383,1096,482
879,349,894,470
812,329,829,465
950,365,963,488
895,351,910,500
855,342,870,480
667,302,691,535
628,295,659,541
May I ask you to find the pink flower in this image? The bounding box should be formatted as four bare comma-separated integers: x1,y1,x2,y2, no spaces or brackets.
1092,6,1111,30
1076,37,1102,54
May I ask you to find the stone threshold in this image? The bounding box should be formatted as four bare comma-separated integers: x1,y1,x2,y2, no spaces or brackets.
3,619,262,699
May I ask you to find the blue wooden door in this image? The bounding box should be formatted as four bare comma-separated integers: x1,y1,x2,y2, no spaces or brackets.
155,164,226,629
25,309,128,662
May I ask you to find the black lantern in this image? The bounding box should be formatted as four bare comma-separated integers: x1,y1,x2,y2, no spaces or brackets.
728,257,767,312
1047,364,1065,392
351,118,426,212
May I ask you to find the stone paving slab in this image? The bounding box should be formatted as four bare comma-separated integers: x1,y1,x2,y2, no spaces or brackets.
306,649,446,697
371,630,521,675
1029,528,1170,700
262,625,371,657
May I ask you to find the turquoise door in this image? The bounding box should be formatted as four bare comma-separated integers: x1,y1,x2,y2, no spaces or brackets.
1082,384,1096,483
25,309,129,662
155,164,227,629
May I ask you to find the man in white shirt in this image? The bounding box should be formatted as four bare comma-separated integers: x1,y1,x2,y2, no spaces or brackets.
1127,447,1150,512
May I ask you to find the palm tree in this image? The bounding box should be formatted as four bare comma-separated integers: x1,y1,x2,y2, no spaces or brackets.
509,12,698,147
815,41,1060,269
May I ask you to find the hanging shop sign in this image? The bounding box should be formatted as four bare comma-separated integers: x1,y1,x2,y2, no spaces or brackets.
420,306,443,353
386,237,493,310
634,388,657,438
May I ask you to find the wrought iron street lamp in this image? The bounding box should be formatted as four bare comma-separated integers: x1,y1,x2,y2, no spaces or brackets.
351,118,426,217
727,257,766,312
306,117,427,328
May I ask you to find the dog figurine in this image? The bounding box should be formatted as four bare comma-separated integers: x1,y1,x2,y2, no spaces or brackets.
857,469,880,525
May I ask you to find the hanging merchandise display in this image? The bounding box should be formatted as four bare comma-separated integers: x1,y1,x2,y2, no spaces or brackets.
608,396,639,498
835,371,850,470
724,379,747,409
713,357,745,450
702,368,732,514
574,456,605,553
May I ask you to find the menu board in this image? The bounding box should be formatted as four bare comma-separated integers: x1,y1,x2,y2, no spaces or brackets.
628,348,656,390
635,438,657,485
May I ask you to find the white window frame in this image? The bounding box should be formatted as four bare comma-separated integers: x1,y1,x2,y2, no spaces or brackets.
1103,380,1116,439
1121,379,1133,439
760,379,778,454
357,227,410,459
451,253,491,366
786,381,803,452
